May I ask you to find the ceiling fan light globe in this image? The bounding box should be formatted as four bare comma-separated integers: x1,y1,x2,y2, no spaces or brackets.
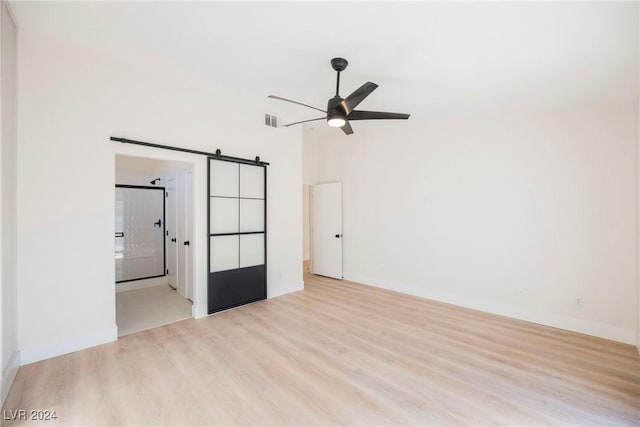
327,117,346,128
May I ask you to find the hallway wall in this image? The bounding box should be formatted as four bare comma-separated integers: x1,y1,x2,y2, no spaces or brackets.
0,0,19,405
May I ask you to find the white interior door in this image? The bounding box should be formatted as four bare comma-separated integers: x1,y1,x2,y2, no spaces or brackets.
166,178,178,290
311,182,343,279
184,171,193,301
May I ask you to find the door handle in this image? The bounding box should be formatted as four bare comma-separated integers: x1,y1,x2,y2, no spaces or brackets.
115,232,124,238
184,241,190,246
171,238,177,242
335,234,342,238
154,219,162,228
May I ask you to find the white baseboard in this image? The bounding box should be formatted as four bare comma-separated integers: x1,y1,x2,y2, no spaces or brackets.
20,326,118,365
116,276,167,292
193,304,207,319
343,272,636,345
268,281,304,299
192,281,304,320
1,350,20,406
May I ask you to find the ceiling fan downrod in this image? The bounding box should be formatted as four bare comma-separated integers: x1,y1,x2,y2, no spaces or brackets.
331,57,349,97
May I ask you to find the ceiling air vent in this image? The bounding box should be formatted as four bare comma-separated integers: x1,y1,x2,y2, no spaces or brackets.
264,113,278,128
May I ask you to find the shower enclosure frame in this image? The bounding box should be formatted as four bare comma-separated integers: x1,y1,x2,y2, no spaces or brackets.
115,184,167,284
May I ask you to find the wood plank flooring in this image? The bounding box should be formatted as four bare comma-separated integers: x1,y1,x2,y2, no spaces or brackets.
3,271,640,425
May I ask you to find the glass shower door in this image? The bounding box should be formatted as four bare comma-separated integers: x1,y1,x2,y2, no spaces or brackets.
115,185,165,283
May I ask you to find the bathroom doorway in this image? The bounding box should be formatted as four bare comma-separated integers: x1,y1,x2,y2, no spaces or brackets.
115,154,194,336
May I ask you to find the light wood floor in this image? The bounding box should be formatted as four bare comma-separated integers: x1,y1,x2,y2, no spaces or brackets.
3,271,639,426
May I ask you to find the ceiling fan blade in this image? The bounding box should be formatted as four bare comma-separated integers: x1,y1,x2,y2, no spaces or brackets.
283,117,326,127
340,121,354,135
268,95,326,113
347,110,411,121
340,82,378,115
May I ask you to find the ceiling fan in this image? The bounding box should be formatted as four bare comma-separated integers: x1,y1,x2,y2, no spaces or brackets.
268,57,410,135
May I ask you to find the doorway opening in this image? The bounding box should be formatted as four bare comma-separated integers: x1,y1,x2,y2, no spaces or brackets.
115,154,195,336
303,182,343,280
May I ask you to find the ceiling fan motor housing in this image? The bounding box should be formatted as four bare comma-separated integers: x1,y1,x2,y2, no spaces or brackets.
327,96,344,114
327,96,346,123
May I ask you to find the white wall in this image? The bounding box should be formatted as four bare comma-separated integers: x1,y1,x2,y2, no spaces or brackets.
302,185,310,261
115,155,163,187
306,102,638,344
17,30,303,364
302,132,321,263
302,133,320,263
303,132,320,186
1,0,19,404
637,0,640,354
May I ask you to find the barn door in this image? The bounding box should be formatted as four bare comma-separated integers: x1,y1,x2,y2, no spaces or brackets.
208,158,266,313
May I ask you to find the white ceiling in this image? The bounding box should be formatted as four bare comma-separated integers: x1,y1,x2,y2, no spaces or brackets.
10,1,639,126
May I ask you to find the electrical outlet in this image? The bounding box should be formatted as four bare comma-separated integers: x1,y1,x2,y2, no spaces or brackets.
576,297,584,308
